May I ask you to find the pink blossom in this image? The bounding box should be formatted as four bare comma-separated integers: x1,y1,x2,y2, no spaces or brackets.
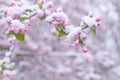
93,25,97,29
46,1,54,8
27,18,36,27
13,13,19,19
6,17,12,24
96,17,101,22
74,43,80,49
57,7,63,12
37,10,44,17
45,10,51,16
39,0,45,4
4,10,8,15
10,1,16,7
19,28,25,34
82,47,88,53
53,21,59,27
8,37,16,44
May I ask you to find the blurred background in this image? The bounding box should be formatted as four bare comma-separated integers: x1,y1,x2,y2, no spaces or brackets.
1,0,120,80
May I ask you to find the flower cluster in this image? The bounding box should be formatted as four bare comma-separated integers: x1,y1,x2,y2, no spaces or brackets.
80,14,101,36
65,25,88,52
0,0,101,78
45,7,69,37
0,51,16,79
45,7,69,26
0,0,56,42
0,0,101,53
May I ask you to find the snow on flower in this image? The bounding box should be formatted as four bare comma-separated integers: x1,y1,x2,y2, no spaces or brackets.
46,11,69,26
81,15,101,29
46,1,54,8
57,7,63,12
65,27,82,42
10,20,25,33
37,9,44,17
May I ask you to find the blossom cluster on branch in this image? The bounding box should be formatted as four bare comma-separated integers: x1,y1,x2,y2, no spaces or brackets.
0,0,101,79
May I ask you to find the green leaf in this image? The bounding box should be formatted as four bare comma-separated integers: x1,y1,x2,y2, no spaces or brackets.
58,31,64,37
25,9,32,12
0,16,2,19
78,37,85,46
1,62,6,70
7,32,15,38
20,17,28,22
39,16,45,20
0,71,3,76
38,3,43,9
15,33,25,41
9,66,15,70
7,32,25,41
56,24,65,32
91,27,96,36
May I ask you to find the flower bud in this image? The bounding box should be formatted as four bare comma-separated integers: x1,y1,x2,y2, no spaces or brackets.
10,1,16,7
13,13,19,19
46,1,54,8
37,10,44,17
39,0,45,4
19,28,25,34
96,17,100,22
57,7,63,12
82,47,88,53
74,43,80,49
53,21,59,27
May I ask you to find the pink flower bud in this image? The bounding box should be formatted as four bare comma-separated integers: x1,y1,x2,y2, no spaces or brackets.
6,17,12,24
53,21,59,27
57,7,63,12
93,25,97,29
4,10,8,15
77,31,81,35
37,10,44,17
82,36,87,40
74,43,80,49
8,29,14,33
19,28,25,34
7,20,12,24
10,1,16,7
63,21,68,26
52,16,57,20
46,1,54,8
60,19,66,26
39,0,45,4
6,29,13,35
96,17,100,22
14,13,19,19
8,37,16,44
45,10,51,16
82,47,88,53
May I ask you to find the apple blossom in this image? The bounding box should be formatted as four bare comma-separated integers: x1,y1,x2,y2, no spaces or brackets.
46,1,54,8
0,0,102,79
10,1,16,7
45,10,51,16
39,0,45,4
37,9,44,17
57,7,63,12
